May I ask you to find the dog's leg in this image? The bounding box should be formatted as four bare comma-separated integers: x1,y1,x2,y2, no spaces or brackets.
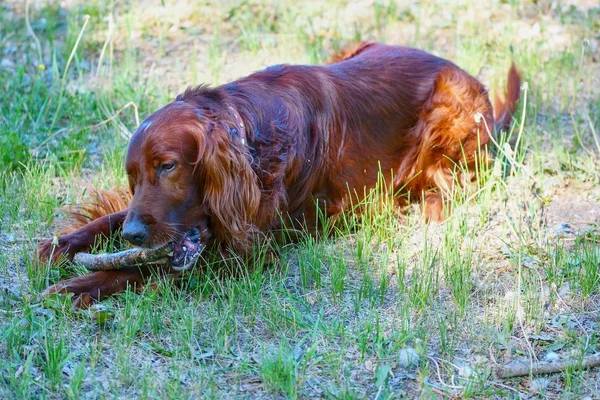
423,191,445,222
38,210,128,263
42,266,175,309
395,66,494,221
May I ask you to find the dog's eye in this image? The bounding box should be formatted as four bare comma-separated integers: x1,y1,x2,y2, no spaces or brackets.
159,163,177,174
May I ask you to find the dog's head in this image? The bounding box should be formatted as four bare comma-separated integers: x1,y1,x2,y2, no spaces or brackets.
123,97,260,267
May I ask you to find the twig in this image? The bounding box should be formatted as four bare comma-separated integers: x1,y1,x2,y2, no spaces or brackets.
496,353,600,378
73,244,171,271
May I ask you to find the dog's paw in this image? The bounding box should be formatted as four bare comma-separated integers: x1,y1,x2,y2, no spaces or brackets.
42,276,99,309
423,193,446,223
37,232,92,264
41,269,149,309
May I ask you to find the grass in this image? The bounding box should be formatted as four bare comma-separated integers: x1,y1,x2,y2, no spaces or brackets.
1,0,600,398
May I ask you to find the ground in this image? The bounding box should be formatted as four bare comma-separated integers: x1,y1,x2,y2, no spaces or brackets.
1,0,600,398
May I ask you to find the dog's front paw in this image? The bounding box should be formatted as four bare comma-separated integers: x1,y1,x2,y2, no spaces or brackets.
423,192,446,223
37,232,92,264
41,269,149,309
42,275,100,309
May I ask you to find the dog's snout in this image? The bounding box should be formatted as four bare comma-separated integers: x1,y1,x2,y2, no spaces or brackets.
123,218,148,246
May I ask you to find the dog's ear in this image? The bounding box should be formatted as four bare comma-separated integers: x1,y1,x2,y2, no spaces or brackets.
191,116,260,252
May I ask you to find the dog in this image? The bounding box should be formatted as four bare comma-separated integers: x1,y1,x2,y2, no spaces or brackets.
38,42,521,307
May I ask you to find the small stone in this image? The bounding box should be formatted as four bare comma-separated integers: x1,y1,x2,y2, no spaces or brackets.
0,58,15,69
398,347,419,368
504,291,516,301
558,282,571,297
547,223,575,240
473,355,488,365
544,351,560,362
62,362,74,377
529,377,550,393
458,365,473,378
364,358,376,372
292,346,303,361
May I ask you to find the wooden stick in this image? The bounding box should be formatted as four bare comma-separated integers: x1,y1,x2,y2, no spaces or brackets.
496,353,600,378
73,244,171,271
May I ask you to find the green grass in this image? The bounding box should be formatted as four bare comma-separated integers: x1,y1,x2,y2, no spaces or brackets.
1,0,600,398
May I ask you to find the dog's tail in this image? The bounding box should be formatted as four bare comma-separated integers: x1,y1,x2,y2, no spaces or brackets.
493,62,522,133
56,185,131,235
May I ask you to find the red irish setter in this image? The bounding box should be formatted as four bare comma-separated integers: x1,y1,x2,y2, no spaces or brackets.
38,42,521,307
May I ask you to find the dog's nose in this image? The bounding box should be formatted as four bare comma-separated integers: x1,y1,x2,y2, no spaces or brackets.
123,219,148,246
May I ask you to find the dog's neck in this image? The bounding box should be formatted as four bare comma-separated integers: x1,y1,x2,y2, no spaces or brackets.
227,105,247,146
